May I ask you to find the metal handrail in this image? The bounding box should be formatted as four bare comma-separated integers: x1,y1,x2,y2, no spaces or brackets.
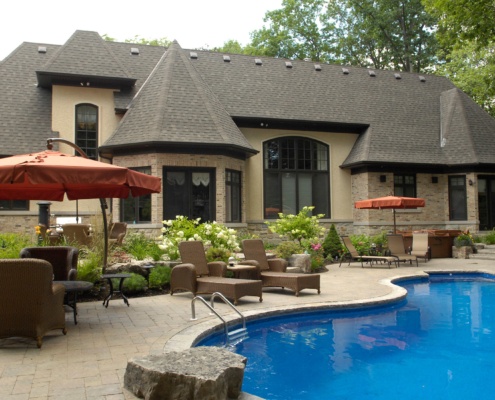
190,292,247,345
210,292,246,331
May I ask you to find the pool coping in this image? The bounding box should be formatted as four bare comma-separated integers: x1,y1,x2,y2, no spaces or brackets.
164,268,495,352
164,271,428,352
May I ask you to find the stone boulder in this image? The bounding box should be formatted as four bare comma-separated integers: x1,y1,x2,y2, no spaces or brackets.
288,253,311,273
124,347,247,400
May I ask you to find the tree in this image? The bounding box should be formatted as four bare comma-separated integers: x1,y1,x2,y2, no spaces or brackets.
249,0,335,62
124,36,171,47
436,41,495,117
422,0,495,50
327,0,438,72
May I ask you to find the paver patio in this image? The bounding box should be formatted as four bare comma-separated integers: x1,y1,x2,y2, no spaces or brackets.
1,257,494,399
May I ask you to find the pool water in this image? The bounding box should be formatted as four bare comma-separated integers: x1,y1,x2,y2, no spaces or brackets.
198,274,495,399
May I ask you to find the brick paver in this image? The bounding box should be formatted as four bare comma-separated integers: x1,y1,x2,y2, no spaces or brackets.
1,258,493,399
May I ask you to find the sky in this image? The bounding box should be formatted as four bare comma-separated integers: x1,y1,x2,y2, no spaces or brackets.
1,0,283,61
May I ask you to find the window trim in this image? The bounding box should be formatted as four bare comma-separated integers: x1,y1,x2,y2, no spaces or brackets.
225,169,242,223
120,166,152,224
263,136,330,219
75,103,98,160
394,174,417,198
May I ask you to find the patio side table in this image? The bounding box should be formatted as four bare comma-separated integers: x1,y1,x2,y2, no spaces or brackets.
53,280,93,324
101,273,131,307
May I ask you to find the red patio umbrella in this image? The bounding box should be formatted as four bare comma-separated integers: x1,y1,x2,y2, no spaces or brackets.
354,195,425,234
0,140,161,269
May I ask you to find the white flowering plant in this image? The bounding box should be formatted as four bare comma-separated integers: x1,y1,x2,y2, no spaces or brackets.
265,206,326,245
160,216,241,260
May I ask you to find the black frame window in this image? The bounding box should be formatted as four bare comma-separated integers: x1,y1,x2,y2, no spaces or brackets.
75,104,98,160
120,167,152,224
394,174,416,197
0,200,28,211
226,169,241,222
163,168,215,222
263,137,329,218
449,175,467,221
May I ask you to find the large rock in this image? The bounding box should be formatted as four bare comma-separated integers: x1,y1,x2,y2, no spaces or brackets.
124,347,247,400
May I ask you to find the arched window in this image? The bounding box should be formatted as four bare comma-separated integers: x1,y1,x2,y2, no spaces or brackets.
75,104,98,159
263,137,329,218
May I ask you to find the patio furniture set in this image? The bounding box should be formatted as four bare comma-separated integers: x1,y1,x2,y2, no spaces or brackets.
340,232,430,268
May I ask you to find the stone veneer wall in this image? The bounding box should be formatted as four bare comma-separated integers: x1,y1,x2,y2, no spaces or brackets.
112,153,246,226
351,171,480,235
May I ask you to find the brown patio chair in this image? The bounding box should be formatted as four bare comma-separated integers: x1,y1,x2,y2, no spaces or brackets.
20,246,79,281
241,239,320,296
0,258,67,348
62,224,92,247
410,232,430,262
386,235,418,266
170,241,263,305
340,236,399,268
108,222,127,246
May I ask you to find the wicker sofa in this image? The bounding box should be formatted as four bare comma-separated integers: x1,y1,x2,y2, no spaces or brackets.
0,258,67,348
170,241,263,305
20,246,79,281
242,239,321,296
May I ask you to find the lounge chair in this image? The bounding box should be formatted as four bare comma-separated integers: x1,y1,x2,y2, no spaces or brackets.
171,241,263,305
410,232,430,262
0,258,67,348
340,236,399,268
108,222,127,246
386,235,418,266
20,246,79,280
241,239,320,296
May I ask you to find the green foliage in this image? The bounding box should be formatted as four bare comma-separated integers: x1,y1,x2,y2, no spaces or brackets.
250,0,334,62
481,230,495,245
453,230,474,248
422,0,495,50
161,216,241,260
322,224,343,259
348,234,372,255
124,35,171,47
265,206,326,244
123,233,165,261
274,241,304,259
205,247,231,263
0,233,33,258
77,251,103,284
148,265,171,289
121,273,147,293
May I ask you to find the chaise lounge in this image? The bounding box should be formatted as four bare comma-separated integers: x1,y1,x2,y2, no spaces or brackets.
170,241,263,305
241,239,320,296
340,236,399,268
386,234,418,266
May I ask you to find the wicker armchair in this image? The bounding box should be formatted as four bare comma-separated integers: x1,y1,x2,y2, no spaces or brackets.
170,241,263,305
0,258,67,348
61,224,92,247
242,239,321,296
20,246,79,281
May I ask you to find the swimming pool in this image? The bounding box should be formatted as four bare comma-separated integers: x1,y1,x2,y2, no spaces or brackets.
198,273,495,399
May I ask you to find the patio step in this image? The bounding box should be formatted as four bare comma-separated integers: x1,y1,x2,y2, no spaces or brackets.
470,244,495,260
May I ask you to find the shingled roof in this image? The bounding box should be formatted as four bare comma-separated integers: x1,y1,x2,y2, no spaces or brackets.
101,41,256,158
2,30,495,169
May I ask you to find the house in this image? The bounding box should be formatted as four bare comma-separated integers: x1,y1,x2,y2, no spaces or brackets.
1,30,495,237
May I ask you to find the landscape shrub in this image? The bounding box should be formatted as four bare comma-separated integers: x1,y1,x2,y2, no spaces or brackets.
148,265,171,289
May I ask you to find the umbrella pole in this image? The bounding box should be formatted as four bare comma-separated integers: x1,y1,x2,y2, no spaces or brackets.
100,199,108,272
47,138,109,272
393,208,397,235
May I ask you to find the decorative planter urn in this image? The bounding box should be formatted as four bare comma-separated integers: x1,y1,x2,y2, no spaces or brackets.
452,246,473,259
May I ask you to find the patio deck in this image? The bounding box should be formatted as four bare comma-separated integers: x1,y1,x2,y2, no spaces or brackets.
1,257,494,399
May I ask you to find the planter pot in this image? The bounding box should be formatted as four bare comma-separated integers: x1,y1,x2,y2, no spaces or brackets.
452,246,473,259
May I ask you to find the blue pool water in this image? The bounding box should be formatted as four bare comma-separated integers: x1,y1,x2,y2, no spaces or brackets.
198,273,495,399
